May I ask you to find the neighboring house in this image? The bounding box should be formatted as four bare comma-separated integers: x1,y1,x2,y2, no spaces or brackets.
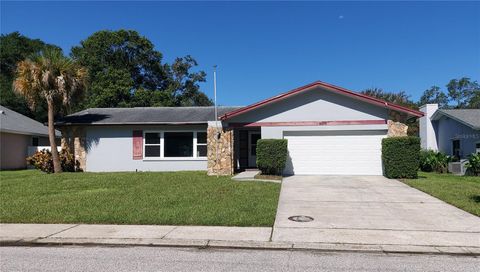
0,105,61,170
57,81,423,175
420,104,480,158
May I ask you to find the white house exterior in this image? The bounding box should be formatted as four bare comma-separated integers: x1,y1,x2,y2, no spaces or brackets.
420,104,480,158
57,81,423,175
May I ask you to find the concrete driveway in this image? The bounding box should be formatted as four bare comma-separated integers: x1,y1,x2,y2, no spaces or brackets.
272,176,480,248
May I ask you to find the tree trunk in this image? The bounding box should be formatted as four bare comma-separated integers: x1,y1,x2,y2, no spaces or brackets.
47,100,62,173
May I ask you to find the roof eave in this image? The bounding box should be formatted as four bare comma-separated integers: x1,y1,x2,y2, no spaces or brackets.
55,121,210,127
0,128,60,137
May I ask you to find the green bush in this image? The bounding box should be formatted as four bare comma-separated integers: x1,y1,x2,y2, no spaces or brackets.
466,153,480,176
382,136,420,179
27,149,78,173
419,150,451,173
256,139,288,176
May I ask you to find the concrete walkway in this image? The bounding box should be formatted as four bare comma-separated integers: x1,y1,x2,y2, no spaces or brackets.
272,176,480,250
231,170,260,181
1,223,479,255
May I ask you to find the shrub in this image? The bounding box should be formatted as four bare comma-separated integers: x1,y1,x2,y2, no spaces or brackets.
419,150,451,173
382,136,420,179
466,153,480,176
256,139,288,176
27,149,77,173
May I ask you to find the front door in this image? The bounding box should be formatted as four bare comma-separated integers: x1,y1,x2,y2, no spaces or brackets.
248,131,261,168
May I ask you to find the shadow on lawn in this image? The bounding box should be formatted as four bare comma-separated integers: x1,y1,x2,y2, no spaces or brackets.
469,195,480,203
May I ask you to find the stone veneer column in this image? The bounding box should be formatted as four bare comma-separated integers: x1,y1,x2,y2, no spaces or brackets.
387,120,408,137
60,126,86,171
207,121,234,176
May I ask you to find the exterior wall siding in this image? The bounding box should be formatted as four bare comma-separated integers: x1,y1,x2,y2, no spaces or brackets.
226,88,388,124
0,132,30,170
85,125,207,172
435,117,480,158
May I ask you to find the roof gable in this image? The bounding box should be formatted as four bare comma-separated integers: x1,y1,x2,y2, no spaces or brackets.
431,109,480,130
220,81,424,120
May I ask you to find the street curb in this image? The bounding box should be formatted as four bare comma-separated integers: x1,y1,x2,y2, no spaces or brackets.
1,238,479,257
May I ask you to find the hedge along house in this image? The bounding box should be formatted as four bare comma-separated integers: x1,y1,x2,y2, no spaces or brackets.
56,81,423,175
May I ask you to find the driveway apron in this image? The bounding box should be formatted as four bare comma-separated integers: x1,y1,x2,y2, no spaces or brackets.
272,176,480,247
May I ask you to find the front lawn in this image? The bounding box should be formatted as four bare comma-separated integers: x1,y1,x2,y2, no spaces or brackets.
0,170,280,226
404,172,480,216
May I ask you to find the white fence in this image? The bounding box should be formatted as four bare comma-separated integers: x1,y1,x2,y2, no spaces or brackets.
27,146,62,157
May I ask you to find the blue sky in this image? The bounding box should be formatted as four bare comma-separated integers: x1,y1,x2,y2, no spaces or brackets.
1,1,479,106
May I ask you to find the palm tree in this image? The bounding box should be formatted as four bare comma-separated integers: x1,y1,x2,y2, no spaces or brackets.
13,49,88,173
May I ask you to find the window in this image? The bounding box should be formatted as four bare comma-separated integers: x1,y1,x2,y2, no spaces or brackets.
452,139,461,158
32,137,39,146
144,133,161,157
143,131,206,159
250,133,261,156
164,132,193,157
476,142,480,154
196,132,207,157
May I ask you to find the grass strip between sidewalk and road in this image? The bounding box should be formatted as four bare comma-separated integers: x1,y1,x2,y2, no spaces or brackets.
0,170,280,226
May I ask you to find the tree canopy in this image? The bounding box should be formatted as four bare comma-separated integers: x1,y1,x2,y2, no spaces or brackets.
70,30,211,109
13,48,88,173
0,32,60,120
419,77,479,109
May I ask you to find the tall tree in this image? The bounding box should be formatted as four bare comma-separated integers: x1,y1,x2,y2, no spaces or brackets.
361,88,419,136
0,32,60,121
418,86,449,108
361,88,417,108
447,77,480,109
71,30,211,108
13,49,88,173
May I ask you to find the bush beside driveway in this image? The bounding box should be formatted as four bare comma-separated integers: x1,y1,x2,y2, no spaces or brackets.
0,170,280,226
404,172,480,217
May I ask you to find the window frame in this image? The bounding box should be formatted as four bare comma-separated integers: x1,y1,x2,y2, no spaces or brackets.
143,132,162,158
195,132,207,158
143,130,207,160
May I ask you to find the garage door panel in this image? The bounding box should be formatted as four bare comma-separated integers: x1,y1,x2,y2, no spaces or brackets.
284,131,386,175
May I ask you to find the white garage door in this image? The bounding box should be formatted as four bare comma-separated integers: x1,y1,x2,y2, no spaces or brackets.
284,130,386,175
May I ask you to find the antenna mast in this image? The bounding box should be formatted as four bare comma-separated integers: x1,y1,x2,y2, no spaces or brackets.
213,65,218,121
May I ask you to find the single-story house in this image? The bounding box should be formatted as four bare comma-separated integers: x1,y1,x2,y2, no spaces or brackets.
0,105,60,170
420,104,480,158
56,81,423,175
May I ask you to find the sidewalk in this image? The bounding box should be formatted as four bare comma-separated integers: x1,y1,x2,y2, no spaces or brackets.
1,223,479,255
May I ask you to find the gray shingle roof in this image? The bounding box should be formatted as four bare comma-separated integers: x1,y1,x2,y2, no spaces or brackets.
0,105,60,136
432,109,480,130
56,106,244,126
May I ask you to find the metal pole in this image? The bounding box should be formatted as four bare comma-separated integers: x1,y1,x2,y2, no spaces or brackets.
213,65,218,121
213,65,219,177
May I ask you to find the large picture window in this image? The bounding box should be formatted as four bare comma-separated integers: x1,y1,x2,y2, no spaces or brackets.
164,132,193,157
143,131,206,159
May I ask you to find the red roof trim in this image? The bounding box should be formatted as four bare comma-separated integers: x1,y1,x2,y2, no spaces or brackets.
228,120,387,128
220,81,424,120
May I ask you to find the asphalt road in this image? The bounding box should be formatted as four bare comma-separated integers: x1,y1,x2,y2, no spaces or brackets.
1,246,478,272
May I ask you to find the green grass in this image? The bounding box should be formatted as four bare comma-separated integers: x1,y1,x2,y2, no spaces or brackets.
404,172,480,216
0,170,280,226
